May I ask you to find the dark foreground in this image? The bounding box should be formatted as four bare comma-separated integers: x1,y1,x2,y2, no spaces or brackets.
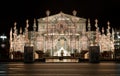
0,62,120,76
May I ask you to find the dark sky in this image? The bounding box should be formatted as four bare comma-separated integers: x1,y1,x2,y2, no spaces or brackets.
0,0,120,37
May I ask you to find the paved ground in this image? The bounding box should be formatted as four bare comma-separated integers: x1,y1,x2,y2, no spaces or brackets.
0,62,120,76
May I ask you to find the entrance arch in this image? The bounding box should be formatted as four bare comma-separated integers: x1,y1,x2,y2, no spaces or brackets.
53,36,70,56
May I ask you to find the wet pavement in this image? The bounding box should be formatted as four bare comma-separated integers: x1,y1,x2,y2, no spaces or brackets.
0,62,120,76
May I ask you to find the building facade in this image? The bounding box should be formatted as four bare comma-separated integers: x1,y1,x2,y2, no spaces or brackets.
9,11,115,60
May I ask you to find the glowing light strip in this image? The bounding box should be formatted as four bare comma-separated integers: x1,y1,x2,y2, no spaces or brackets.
118,35,120,39
0,35,7,40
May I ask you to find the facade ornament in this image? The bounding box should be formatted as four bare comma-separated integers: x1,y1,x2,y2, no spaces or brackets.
107,21,110,31
72,10,77,16
25,19,29,33
95,19,100,33
25,19,29,40
95,19,100,45
95,19,98,28
10,28,12,41
112,28,114,35
13,22,17,39
102,27,105,34
107,21,110,27
107,21,111,36
14,22,17,30
26,19,29,28
107,21,110,30
33,18,37,31
46,10,50,16
20,27,22,34
87,19,91,31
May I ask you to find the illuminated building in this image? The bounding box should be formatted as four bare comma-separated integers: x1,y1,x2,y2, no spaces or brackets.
9,10,115,61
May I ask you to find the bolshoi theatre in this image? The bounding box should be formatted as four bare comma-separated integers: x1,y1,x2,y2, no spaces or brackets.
9,11,115,62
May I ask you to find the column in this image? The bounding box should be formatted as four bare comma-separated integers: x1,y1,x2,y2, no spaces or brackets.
46,37,47,52
43,36,46,53
69,27,71,52
51,46,52,56
64,40,66,50
78,35,80,53
78,36,80,53
72,43,73,53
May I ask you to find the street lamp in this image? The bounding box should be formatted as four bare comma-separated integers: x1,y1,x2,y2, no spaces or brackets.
0,34,7,41
0,34,7,48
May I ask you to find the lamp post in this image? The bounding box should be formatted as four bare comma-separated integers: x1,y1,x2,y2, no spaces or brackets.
0,34,9,61
0,34,7,48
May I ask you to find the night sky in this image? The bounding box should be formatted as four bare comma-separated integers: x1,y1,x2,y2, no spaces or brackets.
0,0,120,37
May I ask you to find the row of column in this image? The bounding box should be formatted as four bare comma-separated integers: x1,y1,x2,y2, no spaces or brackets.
42,35,87,56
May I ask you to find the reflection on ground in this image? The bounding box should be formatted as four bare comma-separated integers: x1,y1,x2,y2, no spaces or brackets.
0,62,120,76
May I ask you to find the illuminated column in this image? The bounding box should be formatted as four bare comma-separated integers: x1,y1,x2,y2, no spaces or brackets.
10,28,12,50
107,21,111,36
53,27,55,51
33,19,37,51
10,28,12,43
95,19,99,45
75,28,77,52
87,19,91,46
43,36,46,53
25,19,29,39
46,10,50,37
51,27,54,56
87,19,91,31
46,37,47,51
13,22,17,39
73,10,77,51
10,28,13,59
70,36,71,52
51,43,52,56
46,10,50,53
71,41,73,53
100,27,105,52
33,18,37,31
71,36,73,53
78,36,80,53
13,22,18,51
69,27,71,51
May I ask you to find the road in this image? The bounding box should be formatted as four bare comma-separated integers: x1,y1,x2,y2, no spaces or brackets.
0,62,120,76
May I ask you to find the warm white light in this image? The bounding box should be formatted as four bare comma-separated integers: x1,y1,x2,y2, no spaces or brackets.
118,35,120,39
1,44,5,48
0,35,7,40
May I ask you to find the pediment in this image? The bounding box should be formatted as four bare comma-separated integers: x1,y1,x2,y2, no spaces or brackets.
37,12,86,23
